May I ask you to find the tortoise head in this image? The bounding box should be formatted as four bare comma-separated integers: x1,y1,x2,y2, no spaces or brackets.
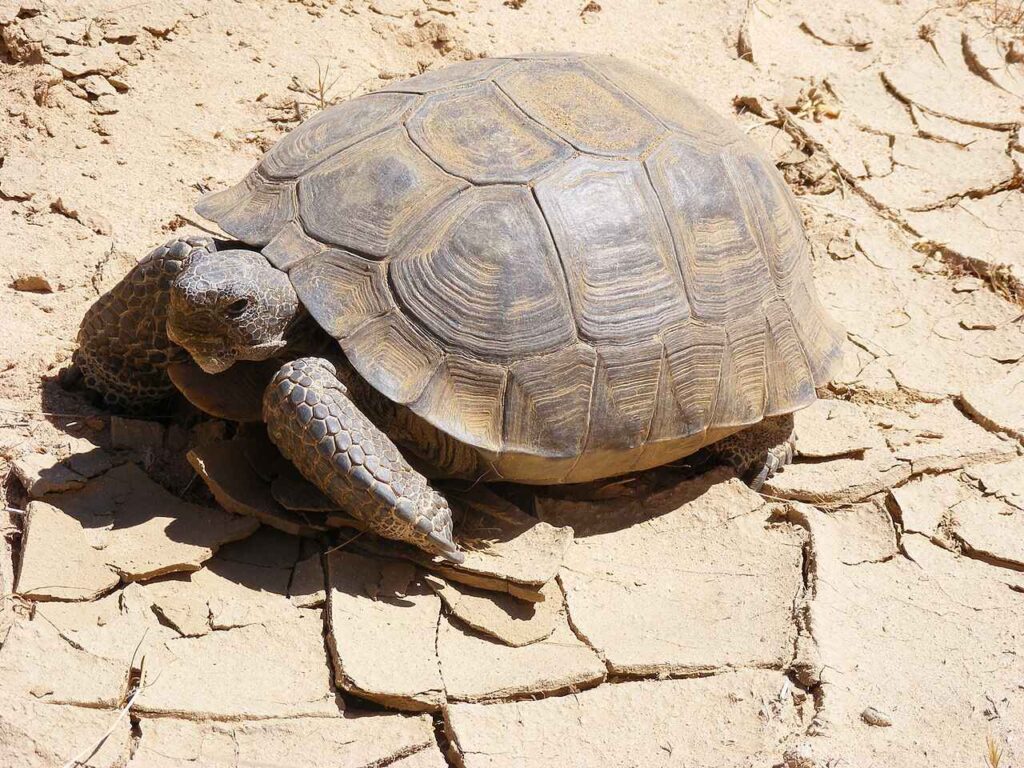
167,249,299,374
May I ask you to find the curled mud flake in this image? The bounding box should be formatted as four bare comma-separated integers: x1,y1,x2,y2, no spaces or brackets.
861,706,893,727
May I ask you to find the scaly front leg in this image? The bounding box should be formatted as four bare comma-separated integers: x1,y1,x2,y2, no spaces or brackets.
263,357,463,562
74,236,217,412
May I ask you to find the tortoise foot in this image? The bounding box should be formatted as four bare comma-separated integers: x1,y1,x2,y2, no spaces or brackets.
710,413,795,491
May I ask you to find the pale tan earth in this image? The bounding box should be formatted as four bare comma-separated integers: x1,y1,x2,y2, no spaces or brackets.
1,0,1023,766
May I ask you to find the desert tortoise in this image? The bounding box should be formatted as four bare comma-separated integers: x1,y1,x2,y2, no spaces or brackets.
74,54,844,562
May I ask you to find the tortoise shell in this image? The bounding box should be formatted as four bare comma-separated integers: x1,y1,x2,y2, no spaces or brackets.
196,54,843,484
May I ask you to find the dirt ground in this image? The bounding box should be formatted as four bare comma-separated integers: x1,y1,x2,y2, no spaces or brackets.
1,0,1024,766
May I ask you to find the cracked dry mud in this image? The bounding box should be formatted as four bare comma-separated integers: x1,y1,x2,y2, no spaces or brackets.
1,0,1023,766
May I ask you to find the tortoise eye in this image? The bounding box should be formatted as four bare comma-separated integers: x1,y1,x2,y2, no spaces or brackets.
225,298,249,318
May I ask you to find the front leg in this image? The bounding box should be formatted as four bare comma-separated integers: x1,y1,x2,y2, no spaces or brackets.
263,357,463,562
74,236,217,412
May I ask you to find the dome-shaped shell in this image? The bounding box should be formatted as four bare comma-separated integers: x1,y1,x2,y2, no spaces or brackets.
196,54,843,484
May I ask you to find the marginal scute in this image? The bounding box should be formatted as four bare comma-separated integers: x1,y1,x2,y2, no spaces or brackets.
259,92,417,180
377,58,511,94
645,136,775,323
589,56,742,146
585,339,663,451
408,82,572,184
763,299,815,415
661,320,727,438
263,220,328,271
534,157,688,343
786,273,845,386
503,343,596,460
297,128,468,259
496,58,664,157
713,309,767,428
344,311,442,405
410,355,508,453
195,169,296,247
290,250,394,340
390,185,576,361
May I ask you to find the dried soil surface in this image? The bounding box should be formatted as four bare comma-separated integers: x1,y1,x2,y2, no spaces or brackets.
2,1,1023,766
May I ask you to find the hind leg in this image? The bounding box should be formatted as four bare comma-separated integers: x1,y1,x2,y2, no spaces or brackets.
709,413,795,491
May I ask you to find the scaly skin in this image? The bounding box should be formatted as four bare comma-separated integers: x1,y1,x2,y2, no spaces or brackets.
263,357,463,562
75,236,217,411
710,413,795,490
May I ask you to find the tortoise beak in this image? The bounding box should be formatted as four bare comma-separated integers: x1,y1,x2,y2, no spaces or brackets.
192,353,235,375
167,325,238,374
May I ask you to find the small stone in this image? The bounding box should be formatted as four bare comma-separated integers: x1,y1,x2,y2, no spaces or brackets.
110,415,164,451
78,74,116,97
91,93,119,115
106,74,129,92
10,272,53,293
12,451,85,496
861,706,893,727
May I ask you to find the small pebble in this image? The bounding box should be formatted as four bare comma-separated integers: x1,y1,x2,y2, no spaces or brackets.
861,706,892,727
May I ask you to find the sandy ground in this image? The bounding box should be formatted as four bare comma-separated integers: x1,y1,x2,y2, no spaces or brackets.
1,0,1024,766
